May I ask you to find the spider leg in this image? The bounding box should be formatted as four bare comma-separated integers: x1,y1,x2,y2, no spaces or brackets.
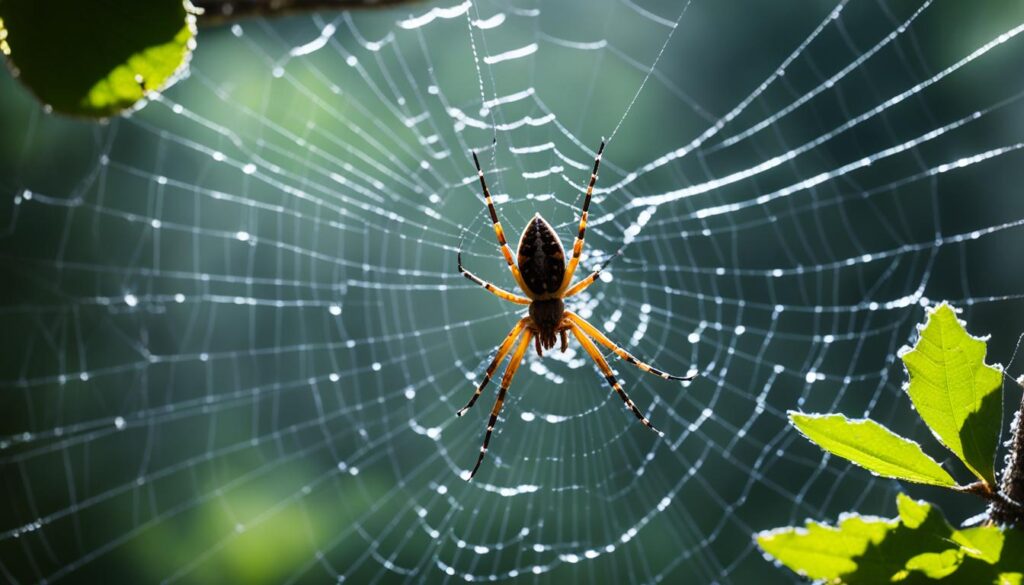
568,323,664,436
458,252,531,305
557,141,605,294
567,311,696,382
457,317,530,417
471,151,534,298
468,328,534,480
563,247,623,298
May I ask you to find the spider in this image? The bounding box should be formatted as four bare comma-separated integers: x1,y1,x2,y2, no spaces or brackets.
457,141,696,480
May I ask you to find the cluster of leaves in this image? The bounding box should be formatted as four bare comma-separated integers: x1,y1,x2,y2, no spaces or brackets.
759,303,1024,583
760,493,1022,584
789,303,1003,490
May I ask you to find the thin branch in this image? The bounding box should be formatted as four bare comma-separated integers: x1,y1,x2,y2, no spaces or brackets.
959,481,1001,504
956,480,1022,526
193,0,427,25
989,377,1024,528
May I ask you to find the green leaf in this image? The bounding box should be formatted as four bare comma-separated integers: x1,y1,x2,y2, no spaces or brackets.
899,302,1003,485
789,412,957,487
756,514,898,581
896,491,933,528
0,0,195,118
956,526,1006,564
904,549,964,579
759,493,1024,584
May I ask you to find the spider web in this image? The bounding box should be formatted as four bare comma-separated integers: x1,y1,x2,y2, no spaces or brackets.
3,0,1024,583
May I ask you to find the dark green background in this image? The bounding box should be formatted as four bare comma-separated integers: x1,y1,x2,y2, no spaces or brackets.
2,1,1024,583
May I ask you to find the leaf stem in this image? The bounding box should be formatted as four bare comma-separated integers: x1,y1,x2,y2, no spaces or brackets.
959,480,998,502
957,480,1022,525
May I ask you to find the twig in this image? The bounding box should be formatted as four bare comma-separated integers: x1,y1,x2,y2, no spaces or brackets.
989,377,1024,528
193,0,427,25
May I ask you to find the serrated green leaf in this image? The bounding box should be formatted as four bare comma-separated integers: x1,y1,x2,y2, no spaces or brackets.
899,303,1002,485
893,494,1015,568
759,493,1024,583
789,412,957,487
756,515,898,581
0,0,195,118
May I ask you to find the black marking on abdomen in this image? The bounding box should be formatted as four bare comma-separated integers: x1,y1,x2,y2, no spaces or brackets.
517,214,565,295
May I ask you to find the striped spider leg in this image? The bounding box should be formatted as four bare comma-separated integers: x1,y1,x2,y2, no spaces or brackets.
455,316,529,417
556,140,605,295
568,322,664,435
566,312,696,383
458,252,531,306
471,151,535,299
468,327,533,480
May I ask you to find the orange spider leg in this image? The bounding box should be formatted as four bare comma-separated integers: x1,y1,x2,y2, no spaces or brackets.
563,247,623,298
569,323,663,436
567,312,696,382
468,328,534,480
472,151,534,298
458,252,531,305
558,141,605,294
456,317,530,417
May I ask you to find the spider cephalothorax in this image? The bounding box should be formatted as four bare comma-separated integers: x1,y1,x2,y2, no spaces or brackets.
456,142,697,480
528,298,565,353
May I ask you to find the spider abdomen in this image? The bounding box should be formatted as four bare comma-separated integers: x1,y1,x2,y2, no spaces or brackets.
517,214,565,296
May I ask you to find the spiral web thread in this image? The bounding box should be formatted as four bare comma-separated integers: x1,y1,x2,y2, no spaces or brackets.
2,1,1024,583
